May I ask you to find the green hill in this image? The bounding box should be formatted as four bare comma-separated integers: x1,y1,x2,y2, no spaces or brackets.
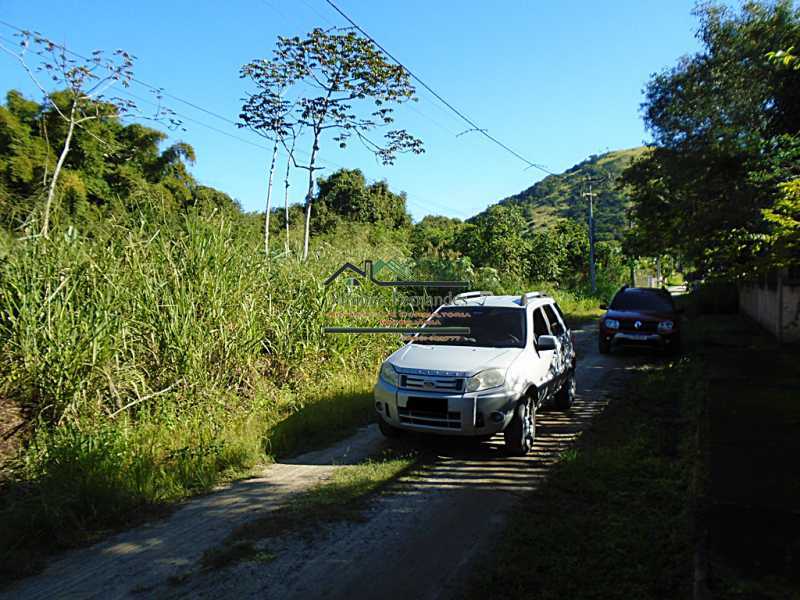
490,147,648,241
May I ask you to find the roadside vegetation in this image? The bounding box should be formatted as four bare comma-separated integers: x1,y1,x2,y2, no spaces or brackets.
623,0,800,279
470,354,700,600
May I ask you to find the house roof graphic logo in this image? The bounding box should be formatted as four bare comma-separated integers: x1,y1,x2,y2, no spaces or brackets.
324,259,468,289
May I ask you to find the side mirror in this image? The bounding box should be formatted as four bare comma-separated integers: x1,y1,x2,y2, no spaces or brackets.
537,335,558,351
599,303,608,310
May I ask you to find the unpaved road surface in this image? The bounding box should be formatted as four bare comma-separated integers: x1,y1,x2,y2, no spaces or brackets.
4,325,645,600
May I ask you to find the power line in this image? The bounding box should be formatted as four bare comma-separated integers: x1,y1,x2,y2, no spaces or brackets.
320,0,556,175
0,19,240,130
0,18,472,219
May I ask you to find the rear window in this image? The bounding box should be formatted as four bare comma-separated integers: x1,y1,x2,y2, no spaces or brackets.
609,289,674,312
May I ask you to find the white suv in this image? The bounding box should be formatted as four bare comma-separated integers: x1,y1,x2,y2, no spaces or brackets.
374,291,576,455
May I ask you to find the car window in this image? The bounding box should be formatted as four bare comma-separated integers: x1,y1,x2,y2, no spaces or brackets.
553,302,567,324
532,308,550,340
413,306,526,348
609,289,675,312
543,304,565,335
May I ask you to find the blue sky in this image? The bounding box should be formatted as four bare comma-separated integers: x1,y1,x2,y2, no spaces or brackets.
0,0,703,220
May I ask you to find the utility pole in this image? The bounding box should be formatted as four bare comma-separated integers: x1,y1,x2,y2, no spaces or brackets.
656,256,662,287
582,182,598,293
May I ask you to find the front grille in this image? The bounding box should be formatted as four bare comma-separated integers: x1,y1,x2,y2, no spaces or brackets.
398,397,461,429
619,319,658,333
400,374,464,392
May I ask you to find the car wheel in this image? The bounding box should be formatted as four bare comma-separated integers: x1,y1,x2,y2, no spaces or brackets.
504,396,535,456
554,369,576,411
599,337,611,354
378,418,403,438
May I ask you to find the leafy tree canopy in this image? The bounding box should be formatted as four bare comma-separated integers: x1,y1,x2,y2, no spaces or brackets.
311,168,411,232
623,1,800,277
0,89,239,229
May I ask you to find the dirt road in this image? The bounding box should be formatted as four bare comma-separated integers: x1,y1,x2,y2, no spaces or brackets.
4,325,643,600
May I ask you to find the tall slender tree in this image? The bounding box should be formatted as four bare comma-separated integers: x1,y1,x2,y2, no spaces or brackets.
238,84,295,255
0,32,142,236
240,27,423,260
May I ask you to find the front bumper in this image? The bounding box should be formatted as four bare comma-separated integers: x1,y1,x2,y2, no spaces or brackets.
374,378,517,436
600,330,679,348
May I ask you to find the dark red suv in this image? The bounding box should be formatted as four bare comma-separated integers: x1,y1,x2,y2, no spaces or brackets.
598,286,682,354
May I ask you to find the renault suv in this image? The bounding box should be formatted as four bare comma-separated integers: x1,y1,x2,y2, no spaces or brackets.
598,286,682,354
374,291,576,455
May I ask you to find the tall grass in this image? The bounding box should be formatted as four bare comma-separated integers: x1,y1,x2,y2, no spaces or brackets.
0,212,402,579
0,211,606,580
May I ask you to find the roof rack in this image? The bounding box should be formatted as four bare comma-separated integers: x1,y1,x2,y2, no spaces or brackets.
520,291,548,306
453,291,493,303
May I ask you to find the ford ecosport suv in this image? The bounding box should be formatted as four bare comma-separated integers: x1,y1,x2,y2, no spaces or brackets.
374,291,576,455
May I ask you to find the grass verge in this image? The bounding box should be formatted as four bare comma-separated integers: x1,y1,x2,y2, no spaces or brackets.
200,450,417,571
0,367,380,585
687,315,800,599
469,357,701,599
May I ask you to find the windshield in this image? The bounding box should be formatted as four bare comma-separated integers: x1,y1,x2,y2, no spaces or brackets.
610,290,674,313
412,306,526,348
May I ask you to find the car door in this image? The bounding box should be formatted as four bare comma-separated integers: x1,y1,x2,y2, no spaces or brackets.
532,306,558,401
552,301,575,365
543,303,570,387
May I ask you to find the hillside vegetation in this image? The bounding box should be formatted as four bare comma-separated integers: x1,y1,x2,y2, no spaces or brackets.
493,147,648,241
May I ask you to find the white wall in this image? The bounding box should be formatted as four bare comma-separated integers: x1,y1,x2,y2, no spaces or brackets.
739,276,800,343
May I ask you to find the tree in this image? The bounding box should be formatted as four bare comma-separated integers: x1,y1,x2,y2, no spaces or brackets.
0,89,225,229
0,32,147,236
238,70,297,256
764,179,800,268
455,204,531,278
622,1,800,277
410,215,463,259
312,168,411,232
240,27,424,260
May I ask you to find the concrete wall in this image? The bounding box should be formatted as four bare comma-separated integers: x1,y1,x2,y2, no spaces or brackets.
739,273,800,343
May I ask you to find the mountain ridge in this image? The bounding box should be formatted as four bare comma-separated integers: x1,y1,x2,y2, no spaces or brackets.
474,146,648,241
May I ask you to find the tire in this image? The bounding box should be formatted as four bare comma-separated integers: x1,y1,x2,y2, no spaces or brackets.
378,418,403,438
504,396,536,456
554,369,576,411
599,337,611,354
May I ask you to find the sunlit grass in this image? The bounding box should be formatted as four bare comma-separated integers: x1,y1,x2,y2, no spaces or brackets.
0,214,404,582
201,451,416,570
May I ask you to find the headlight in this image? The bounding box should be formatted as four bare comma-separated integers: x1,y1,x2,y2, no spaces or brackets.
658,320,674,332
604,318,620,330
466,368,506,392
380,362,399,387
